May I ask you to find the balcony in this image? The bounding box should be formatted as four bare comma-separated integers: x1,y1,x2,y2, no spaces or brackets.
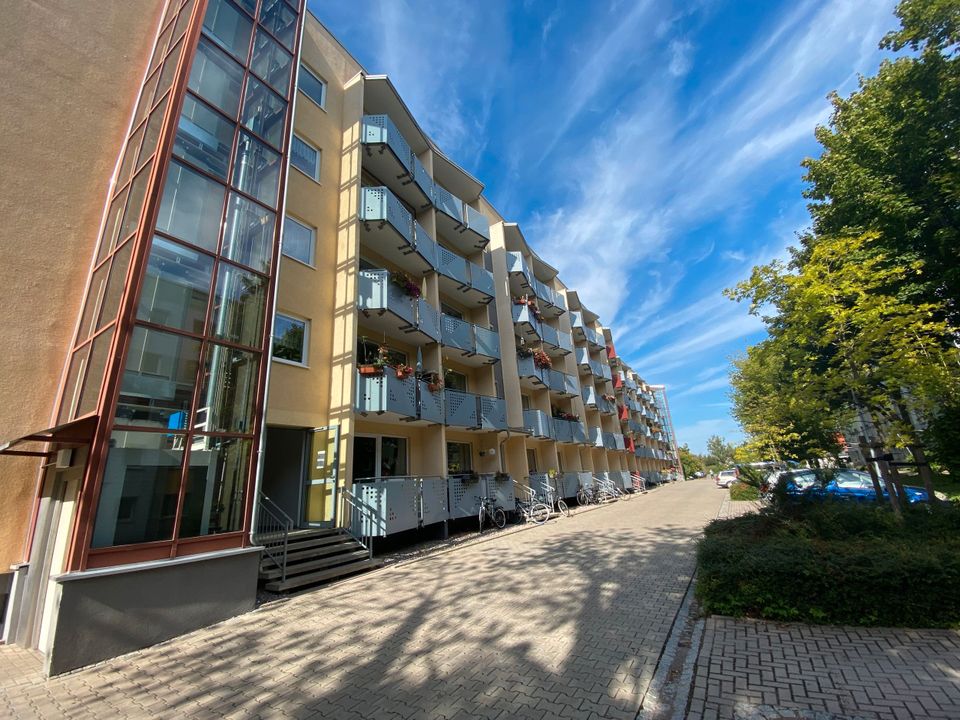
359,187,437,276
612,372,623,389
588,426,604,448
441,390,507,430
599,363,612,381
544,368,578,397
437,246,495,306
612,433,626,451
522,409,552,439
539,322,567,356
358,270,440,344
433,183,489,253
617,404,629,422
516,354,546,389
625,376,638,390
512,303,541,342
624,436,635,453
361,115,432,209
440,314,500,366
356,372,439,425
531,277,565,317
575,346,591,373
581,385,598,408
597,395,616,415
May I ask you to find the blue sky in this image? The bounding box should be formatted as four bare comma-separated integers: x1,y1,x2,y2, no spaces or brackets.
311,0,901,453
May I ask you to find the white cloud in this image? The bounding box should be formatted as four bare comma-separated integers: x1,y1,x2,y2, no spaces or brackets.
672,375,730,399
668,39,693,77
722,250,746,263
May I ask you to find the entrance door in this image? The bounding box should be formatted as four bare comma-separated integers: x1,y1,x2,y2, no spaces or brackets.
303,426,339,528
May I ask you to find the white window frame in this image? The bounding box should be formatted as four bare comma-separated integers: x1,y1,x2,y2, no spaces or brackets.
291,134,321,181
298,63,326,109
355,434,409,479
282,215,316,267
272,312,310,367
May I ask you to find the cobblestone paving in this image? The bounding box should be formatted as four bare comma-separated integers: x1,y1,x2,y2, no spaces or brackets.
691,494,960,720
0,480,722,719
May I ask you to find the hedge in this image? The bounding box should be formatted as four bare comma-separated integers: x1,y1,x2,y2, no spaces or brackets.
696,502,960,627
729,481,759,501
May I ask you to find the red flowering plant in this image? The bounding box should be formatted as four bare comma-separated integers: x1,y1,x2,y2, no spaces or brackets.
533,349,552,369
391,271,421,299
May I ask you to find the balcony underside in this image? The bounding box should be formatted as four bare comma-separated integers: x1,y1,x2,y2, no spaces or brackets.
358,309,438,347
359,220,434,277
362,142,431,210
440,344,498,368
435,211,488,255
437,273,493,307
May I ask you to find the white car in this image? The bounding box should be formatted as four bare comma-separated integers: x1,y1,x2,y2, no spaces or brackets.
715,469,739,488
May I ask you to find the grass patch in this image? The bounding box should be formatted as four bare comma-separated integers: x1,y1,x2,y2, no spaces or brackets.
696,502,960,627
729,481,759,501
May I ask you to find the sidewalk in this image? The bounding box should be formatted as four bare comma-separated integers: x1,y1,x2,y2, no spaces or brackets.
0,480,723,719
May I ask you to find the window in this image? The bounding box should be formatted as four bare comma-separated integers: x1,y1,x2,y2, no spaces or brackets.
210,263,267,347
241,77,286,149
222,193,275,273
357,339,405,367
137,236,214,334
251,29,292,95
291,135,320,180
526,449,538,473
440,303,463,319
173,94,235,179
380,437,407,477
197,343,259,433
299,64,326,108
261,0,298,51
202,0,253,62
188,38,244,118
352,436,408,479
179,436,252,537
444,370,467,392
447,442,473,475
282,216,314,265
233,132,282,206
156,161,226,252
273,313,307,364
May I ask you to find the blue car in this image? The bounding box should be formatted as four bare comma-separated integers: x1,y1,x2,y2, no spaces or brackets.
776,469,943,504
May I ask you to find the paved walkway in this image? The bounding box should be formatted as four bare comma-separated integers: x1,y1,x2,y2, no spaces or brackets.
0,481,723,719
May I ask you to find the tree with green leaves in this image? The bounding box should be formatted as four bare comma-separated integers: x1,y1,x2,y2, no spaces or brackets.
705,435,736,470
801,0,960,323
677,443,705,478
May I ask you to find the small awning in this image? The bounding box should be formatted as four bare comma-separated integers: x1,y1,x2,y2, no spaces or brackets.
0,416,97,458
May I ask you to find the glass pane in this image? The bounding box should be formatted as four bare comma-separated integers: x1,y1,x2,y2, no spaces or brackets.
77,262,109,341
281,216,313,265
232,132,281,206
210,263,267,347
91,431,185,549
234,0,256,14
171,0,196,43
96,186,127,266
76,327,115,417
58,344,91,423
117,123,145,189
299,64,325,107
222,192,275,273
118,160,154,242
136,94,169,169
137,236,214,334
197,344,259,433
381,437,407,477
133,70,161,128
241,77,286,149
179,436,251,537
155,37,184,102
148,20,174,75
272,314,305,363
188,38,244,119
96,241,133,331
156,161,226,252
115,326,202,429
250,29,292,96
202,0,253,61
290,136,318,179
173,94,235,180
261,0,298,51
352,436,376,481
447,442,472,474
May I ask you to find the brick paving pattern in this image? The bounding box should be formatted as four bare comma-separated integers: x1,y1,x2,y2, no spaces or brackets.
0,480,722,719
692,492,960,720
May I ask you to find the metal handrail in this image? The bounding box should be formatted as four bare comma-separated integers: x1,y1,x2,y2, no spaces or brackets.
343,484,378,559
255,492,293,583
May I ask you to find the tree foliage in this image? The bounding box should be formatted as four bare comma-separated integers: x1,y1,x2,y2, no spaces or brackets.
677,443,705,477
705,435,736,469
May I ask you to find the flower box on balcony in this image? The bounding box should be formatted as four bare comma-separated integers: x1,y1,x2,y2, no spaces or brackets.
359,364,383,376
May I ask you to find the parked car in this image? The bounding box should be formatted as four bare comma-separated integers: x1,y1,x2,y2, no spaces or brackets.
693,471,705,478
715,469,739,488
773,469,946,504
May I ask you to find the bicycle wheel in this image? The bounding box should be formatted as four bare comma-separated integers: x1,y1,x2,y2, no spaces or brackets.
557,499,570,517
492,507,507,529
478,504,486,532
576,487,588,506
530,503,550,524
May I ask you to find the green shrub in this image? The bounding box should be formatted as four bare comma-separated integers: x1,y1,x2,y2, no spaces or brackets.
729,481,760,501
696,503,960,627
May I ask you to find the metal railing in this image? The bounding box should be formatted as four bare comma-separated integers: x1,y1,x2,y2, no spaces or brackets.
343,484,378,558
255,492,293,583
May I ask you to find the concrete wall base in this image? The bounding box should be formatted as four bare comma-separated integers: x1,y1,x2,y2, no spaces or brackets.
47,546,261,676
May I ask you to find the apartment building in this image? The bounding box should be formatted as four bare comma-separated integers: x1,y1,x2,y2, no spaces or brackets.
0,0,676,675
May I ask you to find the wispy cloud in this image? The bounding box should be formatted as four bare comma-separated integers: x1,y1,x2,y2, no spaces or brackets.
668,39,694,77
672,375,731,399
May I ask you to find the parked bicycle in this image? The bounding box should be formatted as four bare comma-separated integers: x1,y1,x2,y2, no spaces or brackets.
514,485,551,525
599,476,631,501
576,481,617,506
478,495,507,532
533,476,570,517
631,473,648,494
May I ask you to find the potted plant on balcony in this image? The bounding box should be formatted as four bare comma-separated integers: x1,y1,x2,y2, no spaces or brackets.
513,294,528,306
517,346,533,359
423,370,444,392
494,471,510,483
526,297,542,321
463,470,480,483
390,271,421,299
395,363,415,380
358,344,388,376
533,349,552,369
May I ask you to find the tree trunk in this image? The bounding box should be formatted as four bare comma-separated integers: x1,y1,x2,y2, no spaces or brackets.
909,443,938,507
868,441,902,519
859,435,885,503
